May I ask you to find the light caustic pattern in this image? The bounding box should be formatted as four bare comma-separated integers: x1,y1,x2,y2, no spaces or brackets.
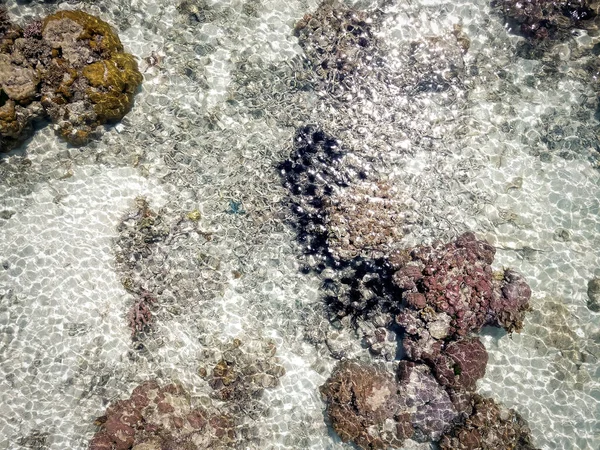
0,0,599,449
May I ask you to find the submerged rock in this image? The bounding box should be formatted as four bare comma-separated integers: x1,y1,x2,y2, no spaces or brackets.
439,394,539,450
587,277,600,312
320,360,412,449
397,362,458,442
494,0,598,40
393,232,532,338
89,381,236,450
0,9,142,150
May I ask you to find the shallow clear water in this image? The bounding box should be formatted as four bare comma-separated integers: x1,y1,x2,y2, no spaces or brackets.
0,0,599,449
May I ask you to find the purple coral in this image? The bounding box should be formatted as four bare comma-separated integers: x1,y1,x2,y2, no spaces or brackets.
89,381,236,450
393,232,497,337
430,337,489,391
397,362,459,442
394,232,531,337
23,20,42,39
439,394,538,450
127,290,156,336
490,269,532,332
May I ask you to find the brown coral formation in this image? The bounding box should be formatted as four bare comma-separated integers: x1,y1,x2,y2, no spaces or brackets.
320,361,412,449
439,394,538,450
0,8,142,150
89,381,236,450
321,358,539,449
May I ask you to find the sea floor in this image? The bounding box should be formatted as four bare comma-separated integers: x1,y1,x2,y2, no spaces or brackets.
0,0,599,449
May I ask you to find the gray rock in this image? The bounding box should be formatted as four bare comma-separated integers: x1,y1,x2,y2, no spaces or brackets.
587,278,600,312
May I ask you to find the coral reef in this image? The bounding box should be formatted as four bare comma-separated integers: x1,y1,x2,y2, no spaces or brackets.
320,360,412,449
127,290,157,337
115,197,224,344
89,381,236,450
279,125,417,262
294,173,535,447
278,125,364,261
0,8,142,150
438,394,538,450
320,358,539,449
116,198,169,339
89,339,288,449
0,8,10,37
293,0,466,104
494,0,598,40
321,357,539,449
396,362,459,442
393,232,532,338
429,337,488,391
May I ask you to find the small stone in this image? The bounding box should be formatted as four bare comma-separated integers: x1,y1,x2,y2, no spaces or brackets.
187,209,201,221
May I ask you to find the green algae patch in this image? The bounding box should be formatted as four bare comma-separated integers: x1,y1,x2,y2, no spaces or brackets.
82,53,143,121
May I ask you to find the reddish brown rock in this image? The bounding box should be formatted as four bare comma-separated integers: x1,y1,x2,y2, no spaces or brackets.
394,233,532,338
320,361,412,449
393,233,497,337
89,381,236,450
439,394,539,450
431,337,488,391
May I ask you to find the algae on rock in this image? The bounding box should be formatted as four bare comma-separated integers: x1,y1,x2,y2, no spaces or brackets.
0,8,142,150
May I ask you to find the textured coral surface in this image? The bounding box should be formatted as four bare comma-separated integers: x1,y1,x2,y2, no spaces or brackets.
320,360,412,449
0,8,141,149
89,381,235,450
394,232,532,338
439,394,539,450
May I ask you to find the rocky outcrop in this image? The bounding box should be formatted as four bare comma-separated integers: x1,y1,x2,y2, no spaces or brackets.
89,381,236,450
439,394,539,450
393,232,532,338
320,361,412,449
0,8,142,150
